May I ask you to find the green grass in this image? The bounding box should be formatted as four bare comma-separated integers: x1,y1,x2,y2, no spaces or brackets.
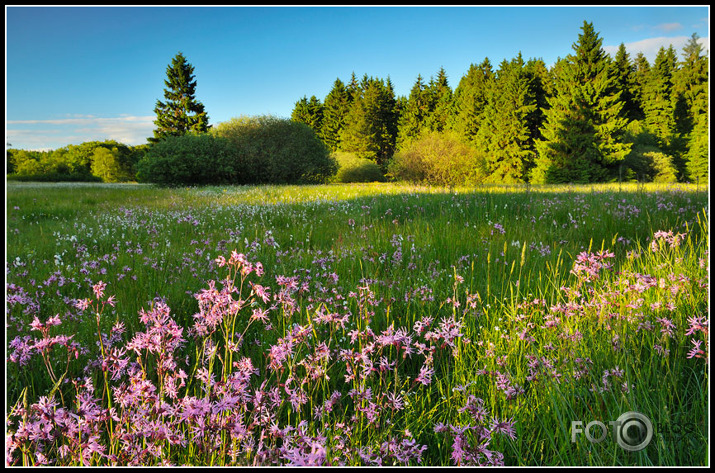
5,181,709,466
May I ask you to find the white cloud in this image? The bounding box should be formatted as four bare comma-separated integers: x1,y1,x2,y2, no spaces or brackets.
654,22,683,33
6,115,155,150
604,35,710,63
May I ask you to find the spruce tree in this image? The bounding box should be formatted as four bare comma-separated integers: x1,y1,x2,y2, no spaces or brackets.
524,58,550,145
675,33,709,182
531,21,631,183
632,52,651,117
475,54,538,183
291,95,323,136
447,58,494,143
396,74,430,149
424,67,453,133
320,78,352,152
150,52,210,144
611,43,643,121
339,76,398,169
642,46,678,153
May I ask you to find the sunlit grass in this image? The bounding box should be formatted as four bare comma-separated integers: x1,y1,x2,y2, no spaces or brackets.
5,181,709,466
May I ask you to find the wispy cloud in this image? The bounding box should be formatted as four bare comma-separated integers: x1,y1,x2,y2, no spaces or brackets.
7,115,155,150
654,22,683,33
604,35,710,63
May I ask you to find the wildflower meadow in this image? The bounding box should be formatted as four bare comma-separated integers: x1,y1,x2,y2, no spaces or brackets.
5,181,709,466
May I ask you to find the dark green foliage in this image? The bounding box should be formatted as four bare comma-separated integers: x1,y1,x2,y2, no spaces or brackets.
642,47,678,153
320,79,352,152
291,95,324,137
611,43,643,121
136,133,237,186
388,130,488,186
474,54,538,183
532,21,630,183
212,115,337,184
523,58,550,142
149,52,210,144
632,52,651,117
6,172,103,182
331,151,386,183
446,58,494,143
396,74,430,149
424,67,453,133
339,76,398,170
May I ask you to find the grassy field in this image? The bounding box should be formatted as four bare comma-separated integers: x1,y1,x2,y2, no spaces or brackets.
5,181,709,466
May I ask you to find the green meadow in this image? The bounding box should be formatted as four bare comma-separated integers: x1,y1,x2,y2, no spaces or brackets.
6,181,709,466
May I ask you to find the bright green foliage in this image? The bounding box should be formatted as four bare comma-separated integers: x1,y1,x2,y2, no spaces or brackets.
149,52,210,144
320,79,352,152
291,95,324,137
531,21,630,183
611,43,643,121
645,151,680,183
9,149,45,175
388,130,488,186
90,147,129,183
684,116,709,182
673,33,709,182
212,115,337,184
424,67,453,133
331,151,386,183
446,58,494,143
474,54,538,183
396,74,430,149
7,140,141,181
339,76,398,169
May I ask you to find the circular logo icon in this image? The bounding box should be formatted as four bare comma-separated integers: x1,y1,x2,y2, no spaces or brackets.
614,411,653,452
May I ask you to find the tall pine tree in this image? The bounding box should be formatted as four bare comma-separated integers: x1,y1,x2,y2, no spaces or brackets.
531,21,630,183
319,79,352,152
424,67,453,133
339,76,398,169
291,95,324,136
675,34,709,182
474,53,538,183
611,43,643,121
642,46,678,153
150,52,210,144
396,74,430,149
447,58,494,144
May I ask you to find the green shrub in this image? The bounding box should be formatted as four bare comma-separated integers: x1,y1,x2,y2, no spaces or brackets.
212,115,337,184
136,133,237,186
332,152,386,183
388,131,487,186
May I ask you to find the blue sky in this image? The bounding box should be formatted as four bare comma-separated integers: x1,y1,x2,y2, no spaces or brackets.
6,5,710,150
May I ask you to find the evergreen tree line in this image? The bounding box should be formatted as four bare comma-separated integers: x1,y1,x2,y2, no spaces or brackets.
291,22,709,184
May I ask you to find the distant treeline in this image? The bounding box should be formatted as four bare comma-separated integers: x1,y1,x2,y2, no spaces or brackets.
291,22,708,184
7,141,149,183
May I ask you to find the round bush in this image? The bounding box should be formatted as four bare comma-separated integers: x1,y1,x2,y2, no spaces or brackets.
332,152,386,183
389,131,487,186
211,115,337,184
136,133,237,186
